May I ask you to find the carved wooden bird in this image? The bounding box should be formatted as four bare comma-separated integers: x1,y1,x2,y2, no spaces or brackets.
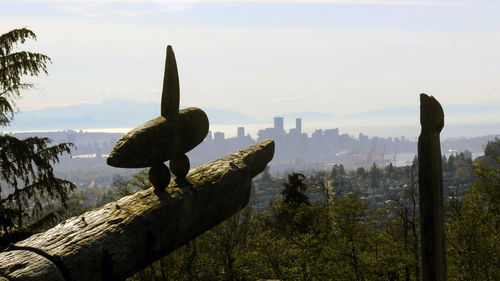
107,46,209,189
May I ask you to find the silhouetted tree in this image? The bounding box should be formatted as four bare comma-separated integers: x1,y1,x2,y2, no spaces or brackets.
331,164,346,179
356,166,367,178
447,154,455,172
370,162,383,189
386,162,395,177
442,155,448,171
0,28,75,242
308,170,333,216
1,28,50,124
281,173,309,206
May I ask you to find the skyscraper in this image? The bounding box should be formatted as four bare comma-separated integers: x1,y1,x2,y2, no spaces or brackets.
274,117,284,132
214,132,225,143
237,127,245,138
296,118,302,134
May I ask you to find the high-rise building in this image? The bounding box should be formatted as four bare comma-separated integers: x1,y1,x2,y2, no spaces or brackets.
274,117,284,132
214,132,225,143
237,127,245,138
295,118,302,134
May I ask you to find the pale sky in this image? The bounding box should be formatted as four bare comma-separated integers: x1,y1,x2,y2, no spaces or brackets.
1,0,500,133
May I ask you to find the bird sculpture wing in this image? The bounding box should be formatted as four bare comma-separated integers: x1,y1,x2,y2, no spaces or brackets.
161,45,180,117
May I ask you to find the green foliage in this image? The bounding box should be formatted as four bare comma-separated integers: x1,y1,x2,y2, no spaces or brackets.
125,168,416,280
446,187,500,281
0,28,75,244
446,138,500,281
112,169,150,197
0,135,75,231
356,166,366,178
123,142,497,281
442,154,448,171
308,170,334,214
385,162,394,177
330,164,346,179
280,172,309,206
447,154,455,172
0,28,51,126
474,138,500,208
369,162,383,189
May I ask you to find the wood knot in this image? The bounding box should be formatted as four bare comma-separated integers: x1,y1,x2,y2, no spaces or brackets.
80,216,87,227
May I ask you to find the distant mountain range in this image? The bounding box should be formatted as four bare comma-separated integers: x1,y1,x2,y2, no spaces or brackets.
344,101,500,119
3,99,499,133
5,99,263,131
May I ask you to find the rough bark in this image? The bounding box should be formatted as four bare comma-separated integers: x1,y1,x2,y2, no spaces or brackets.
0,140,274,281
0,250,65,281
418,94,447,281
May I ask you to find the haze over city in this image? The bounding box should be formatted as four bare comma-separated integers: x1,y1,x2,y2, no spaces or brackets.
1,0,500,140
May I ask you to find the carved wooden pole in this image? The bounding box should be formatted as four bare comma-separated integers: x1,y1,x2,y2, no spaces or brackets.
0,140,274,281
418,94,446,281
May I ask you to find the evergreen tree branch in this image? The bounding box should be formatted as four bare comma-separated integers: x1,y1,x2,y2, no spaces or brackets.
0,28,36,56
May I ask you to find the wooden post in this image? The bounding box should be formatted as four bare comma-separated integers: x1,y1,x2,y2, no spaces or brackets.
0,140,274,281
418,94,447,281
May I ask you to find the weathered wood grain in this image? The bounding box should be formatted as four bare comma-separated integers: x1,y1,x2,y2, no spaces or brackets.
0,250,65,281
418,94,447,281
0,140,274,281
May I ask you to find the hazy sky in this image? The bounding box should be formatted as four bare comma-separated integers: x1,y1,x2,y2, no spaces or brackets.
2,0,500,123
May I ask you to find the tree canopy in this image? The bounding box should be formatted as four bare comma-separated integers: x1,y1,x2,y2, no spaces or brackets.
0,28,51,126
280,172,309,206
0,28,75,243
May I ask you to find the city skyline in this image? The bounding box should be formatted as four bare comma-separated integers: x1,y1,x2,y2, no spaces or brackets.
9,115,494,172
1,0,500,136
4,97,499,139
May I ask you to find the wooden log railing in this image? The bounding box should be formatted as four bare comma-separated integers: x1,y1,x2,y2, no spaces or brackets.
0,139,274,281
